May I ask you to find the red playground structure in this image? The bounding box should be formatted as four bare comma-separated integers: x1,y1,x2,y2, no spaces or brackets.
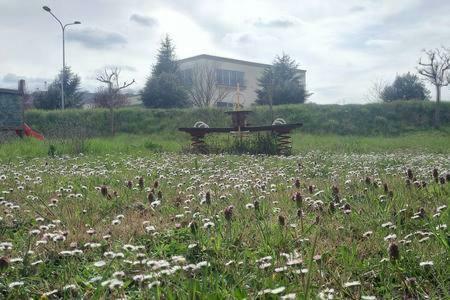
0,80,44,140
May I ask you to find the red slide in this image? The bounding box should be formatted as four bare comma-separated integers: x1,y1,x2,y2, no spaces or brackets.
22,124,45,140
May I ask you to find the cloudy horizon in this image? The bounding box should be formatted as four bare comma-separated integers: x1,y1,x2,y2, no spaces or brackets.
1,0,449,104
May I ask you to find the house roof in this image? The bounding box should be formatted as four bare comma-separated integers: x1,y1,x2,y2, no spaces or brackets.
178,54,306,72
0,88,19,95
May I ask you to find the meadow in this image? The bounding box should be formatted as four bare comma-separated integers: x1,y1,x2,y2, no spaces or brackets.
0,139,449,298
1,101,449,299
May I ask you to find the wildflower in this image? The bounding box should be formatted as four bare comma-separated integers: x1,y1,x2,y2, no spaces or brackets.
123,244,136,251
0,256,10,270
419,261,433,267
245,203,254,209
433,168,439,182
278,215,286,227
271,287,286,294
126,180,133,189
112,219,121,225
148,192,155,203
275,266,288,273
407,168,413,179
259,262,272,269
100,185,108,197
94,260,107,267
203,221,215,229
63,284,77,291
43,289,59,297
108,279,124,289
344,281,361,288
9,281,24,288
224,205,234,221
189,221,198,234
254,200,260,210
294,178,301,189
205,191,211,205
148,280,161,289
384,233,397,241
113,271,125,278
145,225,156,232
188,243,197,249
388,242,400,260
293,191,302,208
225,260,235,266
281,293,296,300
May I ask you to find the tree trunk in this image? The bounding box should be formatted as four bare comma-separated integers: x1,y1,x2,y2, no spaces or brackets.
110,107,115,136
434,85,441,128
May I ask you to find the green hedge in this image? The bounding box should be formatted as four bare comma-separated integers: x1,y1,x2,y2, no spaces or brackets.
24,101,450,137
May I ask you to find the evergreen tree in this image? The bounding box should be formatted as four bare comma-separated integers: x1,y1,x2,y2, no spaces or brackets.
381,72,430,102
152,35,179,76
256,54,310,105
33,66,83,109
141,35,189,108
142,72,190,108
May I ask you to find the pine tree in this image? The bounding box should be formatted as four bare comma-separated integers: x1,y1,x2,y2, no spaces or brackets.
256,54,310,105
33,66,83,109
141,35,189,108
152,35,179,76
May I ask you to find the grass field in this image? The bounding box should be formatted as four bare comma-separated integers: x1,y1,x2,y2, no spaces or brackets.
1,129,449,162
0,132,449,298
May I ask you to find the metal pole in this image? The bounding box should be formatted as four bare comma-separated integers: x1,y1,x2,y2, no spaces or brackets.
42,6,80,110
61,26,65,110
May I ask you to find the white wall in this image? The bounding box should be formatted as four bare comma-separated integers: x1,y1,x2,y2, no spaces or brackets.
179,57,306,107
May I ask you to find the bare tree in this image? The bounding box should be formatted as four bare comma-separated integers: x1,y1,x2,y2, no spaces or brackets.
417,47,450,127
365,78,387,103
96,67,135,135
187,62,231,107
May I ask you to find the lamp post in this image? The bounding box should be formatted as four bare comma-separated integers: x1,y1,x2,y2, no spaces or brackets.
42,6,80,110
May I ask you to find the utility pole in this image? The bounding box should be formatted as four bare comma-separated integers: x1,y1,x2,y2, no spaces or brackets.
42,6,81,110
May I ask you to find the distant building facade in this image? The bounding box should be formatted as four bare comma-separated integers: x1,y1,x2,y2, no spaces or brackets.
178,54,306,107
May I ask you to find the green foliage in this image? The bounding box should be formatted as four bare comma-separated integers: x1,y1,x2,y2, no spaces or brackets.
33,66,83,109
24,101,450,138
47,144,56,157
256,53,311,105
152,35,180,76
141,35,189,108
141,72,190,108
206,132,280,155
381,72,430,102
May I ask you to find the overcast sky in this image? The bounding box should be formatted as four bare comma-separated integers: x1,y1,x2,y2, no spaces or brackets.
1,0,449,104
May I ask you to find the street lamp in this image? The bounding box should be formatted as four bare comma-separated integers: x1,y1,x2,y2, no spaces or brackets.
42,6,81,110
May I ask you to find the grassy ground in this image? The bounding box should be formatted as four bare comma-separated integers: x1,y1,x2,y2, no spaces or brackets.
0,130,449,162
0,130,449,298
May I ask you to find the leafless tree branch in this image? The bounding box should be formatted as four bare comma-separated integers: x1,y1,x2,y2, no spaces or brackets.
186,62,231,107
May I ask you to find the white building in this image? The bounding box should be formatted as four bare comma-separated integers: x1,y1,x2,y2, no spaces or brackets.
178,54,306,107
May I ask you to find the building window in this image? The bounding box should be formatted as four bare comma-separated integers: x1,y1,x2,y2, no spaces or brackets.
215,69,244,87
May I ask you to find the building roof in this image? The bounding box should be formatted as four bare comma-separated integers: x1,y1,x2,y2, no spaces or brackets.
178,54,272,68
0,88,19,95
178,54,306,72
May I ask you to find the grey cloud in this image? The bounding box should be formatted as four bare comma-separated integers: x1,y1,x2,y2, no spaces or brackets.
105,65,137,72
254,18,295,28
130,14,157,27
67,28,127,49
3,73,49,85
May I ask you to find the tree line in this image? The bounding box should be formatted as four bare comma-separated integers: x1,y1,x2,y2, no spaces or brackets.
31,36,449,126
